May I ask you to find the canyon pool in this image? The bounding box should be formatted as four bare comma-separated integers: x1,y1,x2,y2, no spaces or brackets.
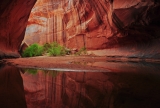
0,61,160,108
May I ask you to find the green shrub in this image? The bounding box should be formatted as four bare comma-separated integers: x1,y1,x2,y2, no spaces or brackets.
22,43,43,57
48,42,66,56
22,42,70,57
43,43,52,53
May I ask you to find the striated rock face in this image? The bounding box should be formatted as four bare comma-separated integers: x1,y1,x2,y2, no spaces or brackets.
25,0,116,48
23,0,160,58
0,0,160,58
0,0,36,58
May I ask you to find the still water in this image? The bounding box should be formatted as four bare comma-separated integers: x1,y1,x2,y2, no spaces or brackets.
0,61,160,108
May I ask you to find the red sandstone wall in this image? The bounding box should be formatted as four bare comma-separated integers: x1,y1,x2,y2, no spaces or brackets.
0,0,37,58
25,0,160,49
0,0,160,58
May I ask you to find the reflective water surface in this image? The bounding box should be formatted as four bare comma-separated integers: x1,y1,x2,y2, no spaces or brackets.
1,62,160,108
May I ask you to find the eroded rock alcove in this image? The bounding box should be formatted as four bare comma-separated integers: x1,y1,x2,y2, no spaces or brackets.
0,0,160,58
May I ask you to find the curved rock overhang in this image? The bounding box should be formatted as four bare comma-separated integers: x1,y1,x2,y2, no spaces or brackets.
0,0,37,58
0,0,160,58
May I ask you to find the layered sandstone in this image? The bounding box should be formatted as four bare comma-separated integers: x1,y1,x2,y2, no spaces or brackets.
0,0,160,58
24,0,160,58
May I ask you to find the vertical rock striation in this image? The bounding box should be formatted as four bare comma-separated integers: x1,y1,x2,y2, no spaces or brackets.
22,71,117,108
0,0,160,58
25,0,115,49
25,0,160,49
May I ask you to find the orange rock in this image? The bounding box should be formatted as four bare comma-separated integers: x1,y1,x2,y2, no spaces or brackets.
0,0,160,58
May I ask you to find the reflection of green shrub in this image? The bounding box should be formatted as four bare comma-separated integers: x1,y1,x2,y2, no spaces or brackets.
25,69,58,76
42,70,60,77
25,69,38,75
22,43,43,57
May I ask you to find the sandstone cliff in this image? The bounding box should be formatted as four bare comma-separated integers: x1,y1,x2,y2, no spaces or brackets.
24,0,160,58
0,0,160,58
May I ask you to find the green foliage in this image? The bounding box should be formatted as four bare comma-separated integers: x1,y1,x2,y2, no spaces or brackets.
48,42,66,56
43,43,52,53
22,42,66,57
25,69,59,77
22,42,71,57
75,47,87,55
25,69,38,75
22,43,43,57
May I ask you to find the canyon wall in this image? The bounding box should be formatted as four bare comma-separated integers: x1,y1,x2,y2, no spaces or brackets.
24,0,160,58
0,0,160,58
25,0,119,48
0,0,36,58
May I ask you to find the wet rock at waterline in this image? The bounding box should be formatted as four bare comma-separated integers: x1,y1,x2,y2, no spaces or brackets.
0,0,160,58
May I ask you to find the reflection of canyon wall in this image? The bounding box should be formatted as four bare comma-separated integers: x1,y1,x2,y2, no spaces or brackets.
25,0,160,53
22,71,115,108
22,69,160,108
0,0,36,58
0,64,26,108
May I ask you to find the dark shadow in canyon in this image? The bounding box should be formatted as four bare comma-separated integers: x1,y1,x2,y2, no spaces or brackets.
0,64,27,108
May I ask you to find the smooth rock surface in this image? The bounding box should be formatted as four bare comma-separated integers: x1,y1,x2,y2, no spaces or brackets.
0,0,36,58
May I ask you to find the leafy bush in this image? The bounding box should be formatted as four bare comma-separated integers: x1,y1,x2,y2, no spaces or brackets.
22,42,71,57
48,42,66,56
43,43,51,53
22,43,43,57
